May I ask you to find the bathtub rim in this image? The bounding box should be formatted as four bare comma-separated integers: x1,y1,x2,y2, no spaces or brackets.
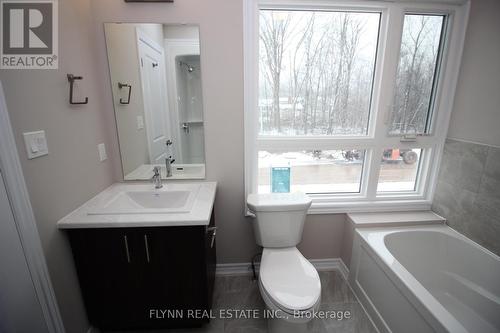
357,224,500,266
348,224,498,333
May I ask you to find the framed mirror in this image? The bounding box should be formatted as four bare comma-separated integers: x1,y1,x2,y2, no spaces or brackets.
104,23,205,180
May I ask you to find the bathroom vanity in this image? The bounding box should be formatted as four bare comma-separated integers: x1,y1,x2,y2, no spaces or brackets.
57,22,217,330
57,182,217,330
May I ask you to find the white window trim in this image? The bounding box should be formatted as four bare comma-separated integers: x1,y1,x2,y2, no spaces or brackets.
244,0,470,214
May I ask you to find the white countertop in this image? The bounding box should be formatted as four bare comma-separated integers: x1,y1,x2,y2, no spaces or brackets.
57,181,217,229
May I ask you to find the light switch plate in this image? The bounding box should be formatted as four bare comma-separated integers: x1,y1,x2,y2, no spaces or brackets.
97,143,107,162
23,130,48,159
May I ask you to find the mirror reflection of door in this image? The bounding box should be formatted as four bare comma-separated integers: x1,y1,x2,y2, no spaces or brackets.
137,31,170,164
105,24,205,180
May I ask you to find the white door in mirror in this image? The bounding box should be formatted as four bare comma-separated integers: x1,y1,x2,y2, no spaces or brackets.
138,31,170,165
23,130,48,159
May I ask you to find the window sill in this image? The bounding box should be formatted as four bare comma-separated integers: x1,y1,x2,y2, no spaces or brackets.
346,211,445,227
245,198,433,217
307,198,432,215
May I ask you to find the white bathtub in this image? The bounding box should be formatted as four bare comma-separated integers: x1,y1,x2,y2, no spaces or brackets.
349,225,500,333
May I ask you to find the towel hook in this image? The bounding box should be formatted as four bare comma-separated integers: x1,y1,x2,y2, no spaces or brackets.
118,82,132,105
67,74,88,105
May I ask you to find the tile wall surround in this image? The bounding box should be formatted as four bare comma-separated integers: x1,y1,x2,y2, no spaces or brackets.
432,138,500,256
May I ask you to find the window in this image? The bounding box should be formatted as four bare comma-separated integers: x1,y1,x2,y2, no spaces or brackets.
259,11,380,136
390,14,446,135
245,0,469,213
377,148,423,192
258,150,365,194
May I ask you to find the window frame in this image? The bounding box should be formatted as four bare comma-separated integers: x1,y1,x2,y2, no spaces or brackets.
244,0,470,214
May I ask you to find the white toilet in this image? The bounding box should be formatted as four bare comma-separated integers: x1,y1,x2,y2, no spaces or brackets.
246,193,321,333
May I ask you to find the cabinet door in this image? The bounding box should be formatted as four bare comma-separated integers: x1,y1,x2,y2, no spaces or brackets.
135,227,205,328
68,229,143,329
69,224,216,330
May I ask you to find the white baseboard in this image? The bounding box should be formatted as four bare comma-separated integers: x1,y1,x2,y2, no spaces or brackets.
216,258,349,280
311,258,349,280
216,262,255,276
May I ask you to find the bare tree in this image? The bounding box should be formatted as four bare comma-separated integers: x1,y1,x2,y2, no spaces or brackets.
392,15,442,134
260,11,292,132
259,11,379,136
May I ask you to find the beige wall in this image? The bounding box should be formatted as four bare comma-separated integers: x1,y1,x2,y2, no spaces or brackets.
3,0,494,331
92,0,259,263
0,0,355,331
163,25,200,39
84,0,500,273
90,0,346,265
447,0,500,147
0,0,116,332
1,0,346,329
299,214,346,259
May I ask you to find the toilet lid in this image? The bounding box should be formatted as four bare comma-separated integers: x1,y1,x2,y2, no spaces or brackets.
260,248,321,312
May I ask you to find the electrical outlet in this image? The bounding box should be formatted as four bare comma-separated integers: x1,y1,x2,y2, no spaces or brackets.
137,115,144,130
97,143,107,162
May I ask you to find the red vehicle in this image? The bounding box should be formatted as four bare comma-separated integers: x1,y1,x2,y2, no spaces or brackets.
382,149,418,164
341,149,417,164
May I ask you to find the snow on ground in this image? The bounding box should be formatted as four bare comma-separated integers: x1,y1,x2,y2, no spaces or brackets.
258,150,361,168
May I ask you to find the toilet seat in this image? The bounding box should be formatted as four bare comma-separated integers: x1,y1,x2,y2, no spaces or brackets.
259,247,321,314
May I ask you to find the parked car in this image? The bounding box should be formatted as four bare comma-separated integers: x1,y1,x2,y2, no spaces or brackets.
342,150,363,161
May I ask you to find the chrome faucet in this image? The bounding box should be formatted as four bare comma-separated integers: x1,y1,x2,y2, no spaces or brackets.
165,156,175,177
152,166,162,189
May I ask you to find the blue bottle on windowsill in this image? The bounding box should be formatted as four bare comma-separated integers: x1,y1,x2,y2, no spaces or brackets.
271,166,291,193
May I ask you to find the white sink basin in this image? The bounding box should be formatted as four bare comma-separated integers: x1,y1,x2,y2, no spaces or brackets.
87,184,200,215
127,190,190,209
57,182,217,228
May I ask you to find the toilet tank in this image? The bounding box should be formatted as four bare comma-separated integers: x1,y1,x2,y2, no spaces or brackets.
247,193,312,248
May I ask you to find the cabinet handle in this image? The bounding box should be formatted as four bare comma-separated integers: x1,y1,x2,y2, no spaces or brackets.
144,234,150,263
123,235,131,263
207,227,217,248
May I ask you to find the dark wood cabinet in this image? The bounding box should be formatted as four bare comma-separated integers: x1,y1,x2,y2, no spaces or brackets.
67,214,216,330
